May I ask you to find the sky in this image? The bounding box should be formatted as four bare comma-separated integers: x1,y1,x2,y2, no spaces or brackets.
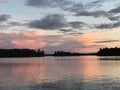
0,0,120,53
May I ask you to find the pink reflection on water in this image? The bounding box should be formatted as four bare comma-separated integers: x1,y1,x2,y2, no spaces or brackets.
78,56,101,79
11,63,46,83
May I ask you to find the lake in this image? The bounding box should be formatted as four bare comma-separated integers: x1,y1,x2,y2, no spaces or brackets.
0,56,120,90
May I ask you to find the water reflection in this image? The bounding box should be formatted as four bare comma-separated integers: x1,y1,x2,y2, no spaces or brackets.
100,61,120,79
78,57,101,79
0,56,120,90
0,59,46,85
99,56,120,61
12,64,45,83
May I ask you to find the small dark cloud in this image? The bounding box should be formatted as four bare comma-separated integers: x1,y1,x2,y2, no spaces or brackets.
65,32,83,35
0,14,11,23
60,28,73,32
96,23,112,29
63,3,84,13
60,28,83,35
75,10,106,18
96,21,120,29
8,22,22,26
94,40,120,43
88,0,106,8
108,16,120,21
90,0,103,5
28,14,67,30
112,22,120,28
69,21,86,29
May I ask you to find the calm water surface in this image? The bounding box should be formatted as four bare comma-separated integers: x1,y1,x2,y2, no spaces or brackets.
0,56,120,90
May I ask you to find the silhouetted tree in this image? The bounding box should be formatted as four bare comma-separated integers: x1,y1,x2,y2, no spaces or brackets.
0,49,45,57
97,47,120,56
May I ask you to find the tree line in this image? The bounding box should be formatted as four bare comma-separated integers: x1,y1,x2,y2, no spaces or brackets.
53,51,96,56
54,51,81,56
0,49,45,57
97,47,120,56
0,47,120,57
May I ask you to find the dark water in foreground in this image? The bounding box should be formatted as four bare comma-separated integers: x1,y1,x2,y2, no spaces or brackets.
0,56,120,90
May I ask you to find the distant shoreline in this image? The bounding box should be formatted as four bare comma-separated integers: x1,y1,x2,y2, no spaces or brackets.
0,54,97,58
0,47,120,58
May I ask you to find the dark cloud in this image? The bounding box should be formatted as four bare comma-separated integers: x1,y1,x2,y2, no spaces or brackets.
25,0,120,29
60,28,73,32
109,6,120,13
90,0,104,5
69,21,86,29
62,0,120,21
96,23,113,29
25,0,107,18
107,6,120,21
8,22,22,26
25,0,72,8
28,14,67,30
65,32,83,35
88,0,106,8
25,0,114,20
62,0,108,17
0,14,11,23
27,13,87,35
60,28,83,35
112,22,120,28
94,40,120,43
25,0,107,10
60,28,74,34
63,3,84,13
75,10,107,17
62,3,106,17
108,16,120,21
96,21,120,29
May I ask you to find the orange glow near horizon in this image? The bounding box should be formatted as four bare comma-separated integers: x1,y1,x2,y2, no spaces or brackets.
72,30,102,53
79,31,102,45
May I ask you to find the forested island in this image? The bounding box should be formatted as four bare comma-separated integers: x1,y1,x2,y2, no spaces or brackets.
54,51,80,56
0,49,45,57
97,47,120,56
53,51,96,56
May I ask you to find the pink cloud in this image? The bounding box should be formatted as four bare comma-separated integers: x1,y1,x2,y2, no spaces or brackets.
0,30,112,53
20,31,45,37
12,40,46,49
0,31,47,49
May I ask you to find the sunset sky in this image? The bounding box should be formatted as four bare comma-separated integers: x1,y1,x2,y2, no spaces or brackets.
0,0,120,53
